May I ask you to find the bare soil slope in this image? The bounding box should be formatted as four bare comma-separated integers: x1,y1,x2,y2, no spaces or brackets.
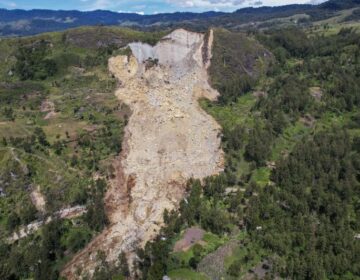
62,29,224,279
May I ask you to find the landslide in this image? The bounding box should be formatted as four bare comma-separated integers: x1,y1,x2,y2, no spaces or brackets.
61,28,224,278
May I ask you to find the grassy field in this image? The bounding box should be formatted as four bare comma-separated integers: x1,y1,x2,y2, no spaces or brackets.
200,93,256,132
168,268,209,280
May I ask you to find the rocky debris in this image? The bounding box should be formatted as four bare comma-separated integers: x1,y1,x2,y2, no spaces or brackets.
40,100,57,120
9,220,46,243
44,111,57,120
61,28,224,279
30,186,46,213
266,161,276,170
57,205,87,219
225,187,239,195
8,205,86,243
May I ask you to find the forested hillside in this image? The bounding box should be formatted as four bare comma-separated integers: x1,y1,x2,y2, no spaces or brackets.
124,25,360,280
0,27,164,279
0,6,359,280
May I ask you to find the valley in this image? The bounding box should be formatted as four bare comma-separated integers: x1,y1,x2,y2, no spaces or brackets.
0,1,359,279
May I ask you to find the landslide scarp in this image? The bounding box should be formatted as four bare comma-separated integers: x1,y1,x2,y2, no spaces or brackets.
61,29,224,279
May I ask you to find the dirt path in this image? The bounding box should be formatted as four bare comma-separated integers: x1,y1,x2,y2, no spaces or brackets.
8,205,86,243
61,29,224,279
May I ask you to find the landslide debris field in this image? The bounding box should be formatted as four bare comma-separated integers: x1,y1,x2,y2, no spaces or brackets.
1,10,360,280
62,29,224,278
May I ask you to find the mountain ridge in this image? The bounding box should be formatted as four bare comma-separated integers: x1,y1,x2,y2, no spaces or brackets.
1,0,360,36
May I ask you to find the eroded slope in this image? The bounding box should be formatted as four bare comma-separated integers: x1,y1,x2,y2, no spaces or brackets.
62,29,224,279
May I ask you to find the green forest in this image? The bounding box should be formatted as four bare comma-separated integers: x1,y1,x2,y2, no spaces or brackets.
0,10,359,280
127,27,360,280
0,27,164,280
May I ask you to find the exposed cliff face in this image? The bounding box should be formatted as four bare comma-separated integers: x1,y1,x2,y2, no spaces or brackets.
61,29,224,279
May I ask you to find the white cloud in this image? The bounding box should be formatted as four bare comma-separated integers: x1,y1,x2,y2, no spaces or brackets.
89,0,111,10
0,0,17,8
81,0,329,13
166,0,246,8
118,10,145,15
166,0,326,9
307,0,327,4
87,0,144,12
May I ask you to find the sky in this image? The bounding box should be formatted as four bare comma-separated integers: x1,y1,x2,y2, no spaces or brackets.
0,0,327,14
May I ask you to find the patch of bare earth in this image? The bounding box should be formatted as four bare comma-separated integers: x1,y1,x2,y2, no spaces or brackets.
61,29,224,279
174,227,205,252
309,87,323,101
30,186,46,213
40,99,57,120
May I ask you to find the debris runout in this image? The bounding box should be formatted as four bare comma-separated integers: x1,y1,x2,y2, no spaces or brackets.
62,29,224,279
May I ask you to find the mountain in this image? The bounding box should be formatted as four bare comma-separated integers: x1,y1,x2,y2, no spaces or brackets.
0,9,224,36
0,0,360,278
1,0,360,36
320,0,360,9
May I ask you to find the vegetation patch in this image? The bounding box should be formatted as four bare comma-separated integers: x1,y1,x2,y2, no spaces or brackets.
0,26,167,279
209,28,273,104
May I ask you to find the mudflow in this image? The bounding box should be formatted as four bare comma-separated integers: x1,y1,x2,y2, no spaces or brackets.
62,28,224,279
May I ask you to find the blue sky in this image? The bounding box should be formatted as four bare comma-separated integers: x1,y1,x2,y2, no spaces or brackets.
0,0,327,14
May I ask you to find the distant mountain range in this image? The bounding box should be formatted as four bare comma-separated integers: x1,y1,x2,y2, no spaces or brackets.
0,0,359,36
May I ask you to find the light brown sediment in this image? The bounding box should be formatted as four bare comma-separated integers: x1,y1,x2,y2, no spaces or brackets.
61,28,224,279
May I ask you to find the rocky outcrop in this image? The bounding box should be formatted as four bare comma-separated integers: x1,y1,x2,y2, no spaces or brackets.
61,29,224,279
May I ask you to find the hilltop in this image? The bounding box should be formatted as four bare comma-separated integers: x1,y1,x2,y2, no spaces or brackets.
0,0,360,36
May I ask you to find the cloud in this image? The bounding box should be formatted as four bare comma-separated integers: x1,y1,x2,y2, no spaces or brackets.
118,10,145,15
0,0,17,8
80,0,327,13
166,0,329,9
88,0,114,10
166,0,248,8
307,0,327,4
86,0,146,12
